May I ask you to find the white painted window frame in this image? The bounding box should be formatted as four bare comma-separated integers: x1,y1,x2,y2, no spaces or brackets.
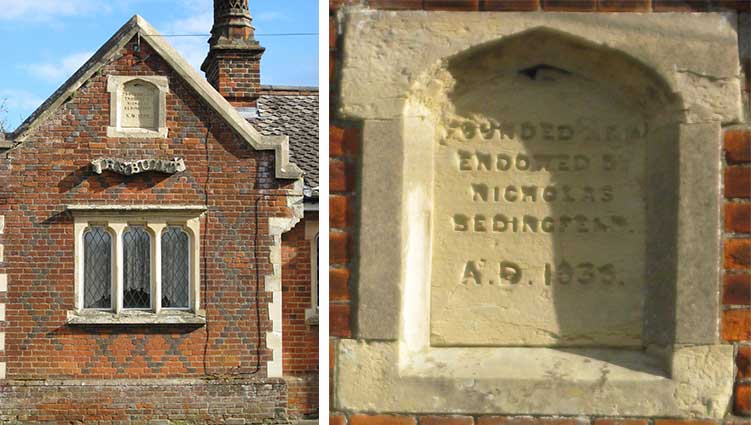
106,75,169,139
68,206,205,324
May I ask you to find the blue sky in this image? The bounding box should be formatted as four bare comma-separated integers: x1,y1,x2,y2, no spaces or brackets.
0,0,318,131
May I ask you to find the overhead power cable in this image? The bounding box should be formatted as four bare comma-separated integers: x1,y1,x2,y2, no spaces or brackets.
142,32,318,37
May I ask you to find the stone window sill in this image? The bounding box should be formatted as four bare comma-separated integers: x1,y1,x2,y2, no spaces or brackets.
66,310,206,326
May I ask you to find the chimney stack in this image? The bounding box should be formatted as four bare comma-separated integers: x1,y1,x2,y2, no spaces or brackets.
201,0,265,107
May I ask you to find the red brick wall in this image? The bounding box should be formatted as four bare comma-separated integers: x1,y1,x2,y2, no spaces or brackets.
0,35,299,420
724,128,751,415
330,0,751,422
288,374,319,421
283,213,319,418
329,125,358,340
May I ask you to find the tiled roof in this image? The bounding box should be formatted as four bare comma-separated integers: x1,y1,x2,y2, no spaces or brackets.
248,89,319,191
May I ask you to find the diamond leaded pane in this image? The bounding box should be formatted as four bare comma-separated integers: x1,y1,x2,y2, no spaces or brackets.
161,226,190,308
123,226,151,309
84,227,112,309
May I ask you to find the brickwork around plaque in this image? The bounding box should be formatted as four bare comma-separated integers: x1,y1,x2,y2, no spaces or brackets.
329,0,751,422
0,35,300,423
282,212,319,419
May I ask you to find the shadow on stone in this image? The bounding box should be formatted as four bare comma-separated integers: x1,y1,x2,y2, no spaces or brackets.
428,27,684,371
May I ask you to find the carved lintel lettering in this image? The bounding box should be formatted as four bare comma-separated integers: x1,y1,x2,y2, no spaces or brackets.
91,157,186,176
469,184,614,204
457,151,597,173
452,213,629,233
445,118,647,144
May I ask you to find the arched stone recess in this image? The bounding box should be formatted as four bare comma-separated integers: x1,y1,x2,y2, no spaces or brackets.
425,27,687,349
107,76,169,138
335,11,742,417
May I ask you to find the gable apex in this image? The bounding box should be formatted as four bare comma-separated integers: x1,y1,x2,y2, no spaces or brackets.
9,14,303,181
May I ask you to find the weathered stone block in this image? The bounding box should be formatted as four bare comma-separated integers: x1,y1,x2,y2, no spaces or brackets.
337,9,739,417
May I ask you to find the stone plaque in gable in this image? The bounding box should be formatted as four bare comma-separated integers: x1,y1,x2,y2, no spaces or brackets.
335,11,742,417
431,58,648,347
121,80,158,129
107,75,169,138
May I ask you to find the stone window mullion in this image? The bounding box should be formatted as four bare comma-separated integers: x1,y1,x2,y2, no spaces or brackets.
109,223,127,314
149,222,167,313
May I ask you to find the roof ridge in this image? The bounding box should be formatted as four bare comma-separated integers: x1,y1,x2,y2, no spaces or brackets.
258,85,319,96
260,85,319,91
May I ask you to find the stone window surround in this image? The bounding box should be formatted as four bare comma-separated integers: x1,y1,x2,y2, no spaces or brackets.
67,205,206,325
304,220,319,324
106,75,169,139
333,11,743,418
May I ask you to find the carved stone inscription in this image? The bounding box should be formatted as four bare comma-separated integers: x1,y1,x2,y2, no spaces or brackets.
430,70,647,347
91,157,186,176
121,80,158,129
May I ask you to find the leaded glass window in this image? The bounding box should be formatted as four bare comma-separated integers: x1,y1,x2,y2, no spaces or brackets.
161,226,190,308
83,227,112,309
74,214,201,315
123,226,151,309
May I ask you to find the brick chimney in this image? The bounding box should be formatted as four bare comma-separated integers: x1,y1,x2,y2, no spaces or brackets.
201,0,265,107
